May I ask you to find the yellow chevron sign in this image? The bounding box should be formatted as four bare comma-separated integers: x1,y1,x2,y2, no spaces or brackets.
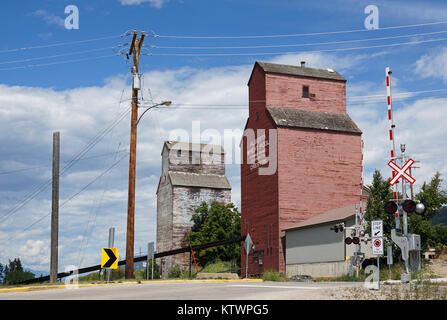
101,248,118,269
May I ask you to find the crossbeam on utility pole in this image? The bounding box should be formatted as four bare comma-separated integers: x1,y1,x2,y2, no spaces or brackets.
50,131,60,283
125,30,145,279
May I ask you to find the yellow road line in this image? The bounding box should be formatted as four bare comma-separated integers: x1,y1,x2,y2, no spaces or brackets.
0,279,263,293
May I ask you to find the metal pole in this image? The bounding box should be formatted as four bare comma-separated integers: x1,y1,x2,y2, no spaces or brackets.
245,245,249,279
401,145,408,235
107,227,115,282
377,256,380,290
146,251,149,281
355,205,359,278
50,132,60,283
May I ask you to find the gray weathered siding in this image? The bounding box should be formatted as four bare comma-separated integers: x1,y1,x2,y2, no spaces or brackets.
285,220,350,264
156,141,231,277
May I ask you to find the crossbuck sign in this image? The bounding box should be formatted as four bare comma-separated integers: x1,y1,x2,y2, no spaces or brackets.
388,159,415,186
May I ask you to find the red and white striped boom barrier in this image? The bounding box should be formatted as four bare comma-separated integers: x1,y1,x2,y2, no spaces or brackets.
386,67,401,229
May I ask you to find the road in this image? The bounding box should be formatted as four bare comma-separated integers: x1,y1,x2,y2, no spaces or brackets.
0,280,363,300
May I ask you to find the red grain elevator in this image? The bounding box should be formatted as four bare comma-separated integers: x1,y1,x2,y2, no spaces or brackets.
241,61,363,275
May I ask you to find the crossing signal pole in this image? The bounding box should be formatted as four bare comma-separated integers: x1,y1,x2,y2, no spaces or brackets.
125,30,145,279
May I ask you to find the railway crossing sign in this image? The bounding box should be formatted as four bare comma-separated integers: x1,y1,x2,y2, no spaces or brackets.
371,220,383,255
101,248,119,269
388,159,416,185
371,220,383,237
372,238,384,255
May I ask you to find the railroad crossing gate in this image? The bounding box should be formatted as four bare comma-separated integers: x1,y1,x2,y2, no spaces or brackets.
101,248,119,269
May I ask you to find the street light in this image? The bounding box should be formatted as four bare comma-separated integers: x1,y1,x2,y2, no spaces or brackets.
136,101,171,126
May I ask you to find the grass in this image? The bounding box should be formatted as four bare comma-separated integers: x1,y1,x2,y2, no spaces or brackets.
200,260,234,273
262,270,287,282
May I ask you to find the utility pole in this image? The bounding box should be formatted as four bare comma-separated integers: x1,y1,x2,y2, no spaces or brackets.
50,132,60,283
125,30,145,279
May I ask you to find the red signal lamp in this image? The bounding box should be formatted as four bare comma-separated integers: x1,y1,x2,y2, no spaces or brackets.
384,201,398,214
402,200,416,213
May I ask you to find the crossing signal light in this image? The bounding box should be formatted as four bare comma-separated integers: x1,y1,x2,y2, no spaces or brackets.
402,200,416,213
384,201,398,214
345,237,360,245
330,224,344,233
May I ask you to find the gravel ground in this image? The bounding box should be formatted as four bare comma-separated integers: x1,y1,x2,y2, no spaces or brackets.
329,282,447,300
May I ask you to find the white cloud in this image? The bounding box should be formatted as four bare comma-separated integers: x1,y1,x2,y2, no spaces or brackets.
32,9,65,28
119,0,167,8
415,46,447,83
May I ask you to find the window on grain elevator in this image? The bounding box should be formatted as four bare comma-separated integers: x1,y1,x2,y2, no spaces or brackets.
302,85,309,98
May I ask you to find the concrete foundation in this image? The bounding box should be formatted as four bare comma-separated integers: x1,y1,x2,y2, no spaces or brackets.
286,260,350,278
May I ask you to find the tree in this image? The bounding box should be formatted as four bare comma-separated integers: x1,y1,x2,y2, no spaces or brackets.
5,270,34,285
364,170,395,241
184,201,241,268
414,172,447,220
1,258,34,285
364,170,447,252
409,172,447,249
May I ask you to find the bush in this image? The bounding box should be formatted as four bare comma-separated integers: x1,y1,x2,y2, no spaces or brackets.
168,264,183,278
5,270,35,285
262,270,287,282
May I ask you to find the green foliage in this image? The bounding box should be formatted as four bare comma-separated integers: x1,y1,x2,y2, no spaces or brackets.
168,264,183,278
184,201,241,268
5,270,35,285
410,172,447,249
138,259,160,280
262,270,287,282
415,172,447,220
0,258,34,285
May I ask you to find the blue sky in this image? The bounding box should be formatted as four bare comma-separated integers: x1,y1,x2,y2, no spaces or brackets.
1,0,447,273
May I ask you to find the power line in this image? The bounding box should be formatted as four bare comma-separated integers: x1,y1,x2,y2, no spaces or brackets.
76,143,123,268
0,106,131,224
0,53,119,71
157,90,447,110
0,34,125,54
150,20,447,39
0,150,129,175
0,46,118,66
20,152,128,233
143,36,447,57
145,30,447,50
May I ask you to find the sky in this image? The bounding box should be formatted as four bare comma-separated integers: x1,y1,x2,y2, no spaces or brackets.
1,0,447,273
